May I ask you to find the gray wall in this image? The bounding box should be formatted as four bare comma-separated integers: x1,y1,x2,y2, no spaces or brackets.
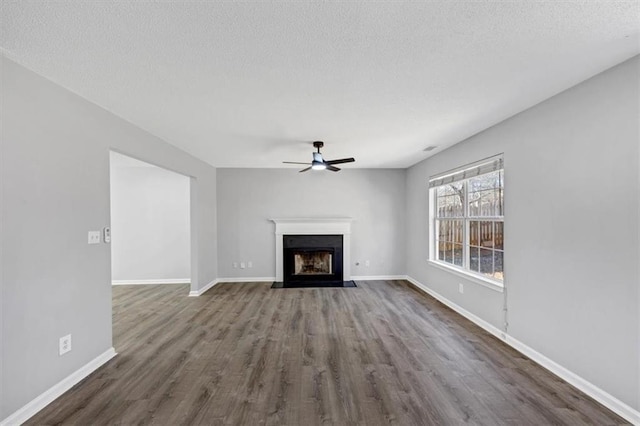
2,51,638,421
110,153,191,282
405,56,639,409
1,56,218,419
216,168,406,279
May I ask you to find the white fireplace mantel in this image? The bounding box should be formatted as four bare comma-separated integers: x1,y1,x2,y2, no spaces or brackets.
271,218,353,282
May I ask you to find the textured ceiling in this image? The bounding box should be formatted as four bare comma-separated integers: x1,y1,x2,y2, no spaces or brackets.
1,1,639,168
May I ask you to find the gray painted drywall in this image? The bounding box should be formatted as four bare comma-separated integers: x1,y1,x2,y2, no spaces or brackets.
1,56,218,420
216,168,406,279
2,50,638,422
406,56,640,409
110,153,190,282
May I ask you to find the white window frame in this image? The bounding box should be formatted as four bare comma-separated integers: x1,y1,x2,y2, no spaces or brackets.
428,155,504,291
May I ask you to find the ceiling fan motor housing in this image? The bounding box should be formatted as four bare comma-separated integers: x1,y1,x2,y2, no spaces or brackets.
282,141,354,172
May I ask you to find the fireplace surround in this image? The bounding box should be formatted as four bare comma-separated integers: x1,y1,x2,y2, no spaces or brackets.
271,218,352,283
283,234,343,284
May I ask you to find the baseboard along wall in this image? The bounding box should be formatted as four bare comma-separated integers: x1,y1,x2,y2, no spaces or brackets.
112,278,190,285
216,277,277,283
188,279,221,297
1,348,117,426
404,275,640,425
6,277,638,425
351,275,407,281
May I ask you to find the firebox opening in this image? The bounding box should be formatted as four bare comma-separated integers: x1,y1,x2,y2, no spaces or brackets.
282,234,343,285
294,251,333,275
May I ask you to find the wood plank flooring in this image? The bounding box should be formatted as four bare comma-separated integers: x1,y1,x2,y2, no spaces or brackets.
27,280,627,425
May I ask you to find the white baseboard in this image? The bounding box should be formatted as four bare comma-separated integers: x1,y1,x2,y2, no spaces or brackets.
112,278,190,285
504,334,640,425
188,279,220,297
404,276,506,341
215,277,276,283
188,277,278,296
405,275,640,425
215,276,406,283
1,347,117,426
352,275,407,281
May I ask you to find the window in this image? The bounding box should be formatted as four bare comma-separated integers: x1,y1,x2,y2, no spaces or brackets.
430,156,504,285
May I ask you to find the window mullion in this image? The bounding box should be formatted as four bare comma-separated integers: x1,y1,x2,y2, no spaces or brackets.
463,180,469,269
431,189,437,261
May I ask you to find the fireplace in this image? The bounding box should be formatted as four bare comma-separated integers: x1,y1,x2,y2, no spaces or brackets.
293,251,332,275
271,218,353,283
283,235,343,285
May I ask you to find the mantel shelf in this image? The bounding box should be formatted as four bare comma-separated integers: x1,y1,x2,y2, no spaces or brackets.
270,217,353,223
272,218,352,281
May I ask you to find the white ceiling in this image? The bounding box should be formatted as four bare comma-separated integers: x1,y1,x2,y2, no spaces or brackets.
1,2,638,168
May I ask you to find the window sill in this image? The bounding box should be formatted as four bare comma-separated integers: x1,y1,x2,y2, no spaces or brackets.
427,260,504,293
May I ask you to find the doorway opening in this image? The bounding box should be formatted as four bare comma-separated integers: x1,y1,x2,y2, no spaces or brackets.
109,151,191,289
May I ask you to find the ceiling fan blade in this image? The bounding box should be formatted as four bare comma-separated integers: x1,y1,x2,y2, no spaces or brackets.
326,157,355,165
299,166,312,173
326,165,341,172
283,161,311,165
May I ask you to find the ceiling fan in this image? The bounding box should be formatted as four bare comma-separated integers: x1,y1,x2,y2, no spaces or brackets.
283,141,355,172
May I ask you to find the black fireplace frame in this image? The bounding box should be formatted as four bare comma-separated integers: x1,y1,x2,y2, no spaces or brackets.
283,235,343,284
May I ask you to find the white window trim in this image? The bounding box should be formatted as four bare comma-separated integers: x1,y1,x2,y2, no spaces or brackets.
427,259,504,292
428,158,504,291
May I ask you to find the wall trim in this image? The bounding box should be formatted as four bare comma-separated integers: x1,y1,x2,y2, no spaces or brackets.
271,218,352,281
405,275,640,425
214,276,408,284
352,275,407,281
188,279,219,297
216,277,276,283
404,276,506,340
504,334,640,425
1,347,117,426
112,278,190,285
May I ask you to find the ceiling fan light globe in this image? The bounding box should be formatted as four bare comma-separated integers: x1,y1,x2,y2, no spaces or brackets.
311,161,326,171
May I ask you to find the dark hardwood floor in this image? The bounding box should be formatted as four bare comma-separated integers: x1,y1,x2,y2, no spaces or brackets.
27,280,627,425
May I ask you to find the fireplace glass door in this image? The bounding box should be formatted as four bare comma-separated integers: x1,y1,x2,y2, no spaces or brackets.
293,251,333,276
282,235,343,284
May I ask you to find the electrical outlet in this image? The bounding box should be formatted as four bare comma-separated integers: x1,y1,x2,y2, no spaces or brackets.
87,231,101,244
59,334,72,356
247,261,252,268
233,262,238,268
240,262,246,269
365,260,370,267
458,283,464,294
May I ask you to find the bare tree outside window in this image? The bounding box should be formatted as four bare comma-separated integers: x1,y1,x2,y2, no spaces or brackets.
432,159,504,284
